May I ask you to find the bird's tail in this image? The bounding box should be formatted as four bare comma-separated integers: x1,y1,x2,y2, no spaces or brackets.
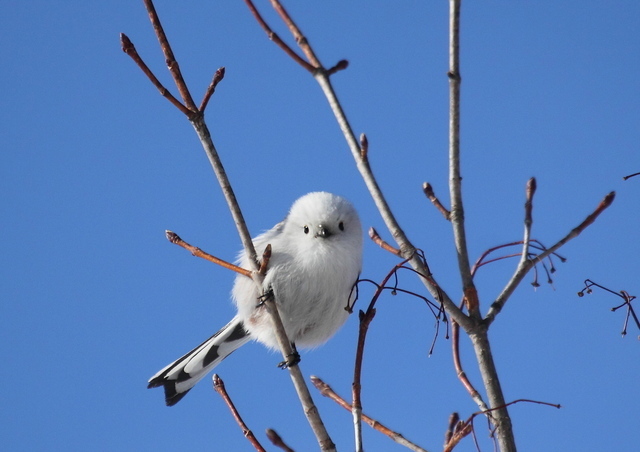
148,316,250,406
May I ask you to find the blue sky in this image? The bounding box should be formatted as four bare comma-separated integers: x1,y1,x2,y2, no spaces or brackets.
2,1,639,451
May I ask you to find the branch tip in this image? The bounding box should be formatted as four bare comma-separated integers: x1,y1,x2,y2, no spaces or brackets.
359,133,368,159
422,182,451,220
368,227,402,256
526,177,537,199
326,59,349,75
165,230,180,243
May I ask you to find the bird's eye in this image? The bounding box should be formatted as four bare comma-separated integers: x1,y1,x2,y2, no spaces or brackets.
303,225,310,234
338,221,345,231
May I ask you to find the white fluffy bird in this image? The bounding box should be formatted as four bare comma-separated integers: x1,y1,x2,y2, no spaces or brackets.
148,192,363,405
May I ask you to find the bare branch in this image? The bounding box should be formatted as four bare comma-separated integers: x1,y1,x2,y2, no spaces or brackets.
120,33,192,116
623,171,640,180
142,0,197,111
451,321,489,412
313,67,471,331
266,0,323,68
447,0,478,319
369,227,402,256
242,0,315,73
125,4,334,449
242,0,470,329
311,376,429,452
260,294,336,452
213,374,267,452
189,115,259,269
487,191,616,325
165,230,252,277
422,182,451,220
199,67,226,112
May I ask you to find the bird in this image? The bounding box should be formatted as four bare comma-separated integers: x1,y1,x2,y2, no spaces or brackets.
148,191,363,406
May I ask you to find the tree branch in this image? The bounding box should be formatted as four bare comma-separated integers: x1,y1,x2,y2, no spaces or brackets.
486,191,615,325
165,230,252,277
447,0,478,319
213,374,267,452
124,3,335,450
142,0,198,111
311,376,429,452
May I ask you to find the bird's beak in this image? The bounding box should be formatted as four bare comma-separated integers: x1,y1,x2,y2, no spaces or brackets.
315,225,332,238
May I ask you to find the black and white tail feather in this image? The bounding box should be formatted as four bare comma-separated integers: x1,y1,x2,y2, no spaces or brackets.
147,317,250,406
148,192,363,406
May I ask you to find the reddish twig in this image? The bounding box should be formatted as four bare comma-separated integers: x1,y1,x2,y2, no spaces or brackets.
165,230,252,278
311,376,429,452
486,190,615,326
266,429,295,452
451,320,489,413
199,67,226,112
213,374,267,452
120,33,192,116
369,227,402,256
242,0,315,73
266,0,322,67
142,0,197,111
422,182,451,220
352,257,416,450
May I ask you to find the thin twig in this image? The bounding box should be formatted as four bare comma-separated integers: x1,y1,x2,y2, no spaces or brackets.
120,33,192,116
213,374,267,452
487,191,616,325
351,258,414,451
165,230,252,277
142,0,198,111
623,171,640,180
199,67,226,112
266,0,323,68
369,227,402,256
260,294,337,452
313,47,470,331
451,320,489,412
266,429,296,452
311,376,429,452
422,182,451,220
242,0,315,73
